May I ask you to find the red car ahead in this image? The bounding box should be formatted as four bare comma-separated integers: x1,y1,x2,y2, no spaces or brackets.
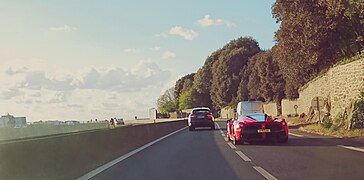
226,101,288,145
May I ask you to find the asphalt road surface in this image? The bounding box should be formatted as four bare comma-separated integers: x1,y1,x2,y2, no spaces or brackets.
88,121,364,180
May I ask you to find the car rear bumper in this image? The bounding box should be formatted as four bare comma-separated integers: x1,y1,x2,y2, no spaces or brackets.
240,124,288,142
189,120,214,127
241,130,287,141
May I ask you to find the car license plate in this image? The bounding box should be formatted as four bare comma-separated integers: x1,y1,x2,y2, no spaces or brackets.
257,129,271,133
197,116,204,118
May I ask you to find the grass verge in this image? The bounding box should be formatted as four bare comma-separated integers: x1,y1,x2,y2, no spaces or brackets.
286,116,364,138
286,116,309,126
299,124,364,138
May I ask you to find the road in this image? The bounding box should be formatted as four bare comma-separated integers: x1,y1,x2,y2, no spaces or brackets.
86,121,364,180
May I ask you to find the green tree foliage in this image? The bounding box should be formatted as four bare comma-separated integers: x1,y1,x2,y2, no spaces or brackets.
247,50,286,114
272,0,364,98
210,37,261,109
324,0,364,55
178,89,194,111
247,59,262,100
174,73,195,99
193,51,221,108
157,89,177,113
236,61,253,102
257,51,285,102
352,92,364,129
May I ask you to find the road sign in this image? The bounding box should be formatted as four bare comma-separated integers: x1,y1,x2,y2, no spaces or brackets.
294,105,298,109
293,105,298,115
311,96,325,123
311,97,324,110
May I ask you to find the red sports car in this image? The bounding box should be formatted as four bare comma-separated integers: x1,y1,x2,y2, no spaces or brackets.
226,101,288,145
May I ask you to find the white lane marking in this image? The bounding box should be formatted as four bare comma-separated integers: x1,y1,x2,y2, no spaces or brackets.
337,145,364,153
77,126,188,180
216,123,222,130
221,133,226,137
253,166,278,180
227,142,236,149
288,132,304,137
235,151,251,162
224,137,229,142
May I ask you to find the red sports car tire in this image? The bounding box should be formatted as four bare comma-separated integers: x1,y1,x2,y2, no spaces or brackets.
233,133,243,145
279,136,288,143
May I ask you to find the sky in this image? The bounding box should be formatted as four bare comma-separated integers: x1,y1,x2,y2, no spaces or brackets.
0,0,279,122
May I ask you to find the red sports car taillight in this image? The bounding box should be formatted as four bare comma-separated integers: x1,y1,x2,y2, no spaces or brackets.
281,120,286,126
190,114,197,118
207,114,213,118
238,122,244,128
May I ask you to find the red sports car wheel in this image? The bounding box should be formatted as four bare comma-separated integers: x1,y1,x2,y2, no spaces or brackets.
233,132,243,145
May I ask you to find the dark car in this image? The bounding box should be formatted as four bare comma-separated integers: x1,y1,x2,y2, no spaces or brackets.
188,107,215,131
116,118,124,125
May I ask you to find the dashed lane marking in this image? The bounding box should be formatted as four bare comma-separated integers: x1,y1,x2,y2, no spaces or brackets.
77,127,188,180
288,132,304,137
216,123,222,130
224,137,229,142
253,166,278,180
337,145,364,153
235,151,251,162
221,133,226,137
227,142,236,149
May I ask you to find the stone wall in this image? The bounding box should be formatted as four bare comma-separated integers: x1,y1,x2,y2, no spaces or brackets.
263,103,278,116
221,107,235,119
266,57,364,119
299,58,364,118
282,99,303,116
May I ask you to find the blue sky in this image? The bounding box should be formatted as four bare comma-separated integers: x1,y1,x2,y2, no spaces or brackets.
0,0,279,121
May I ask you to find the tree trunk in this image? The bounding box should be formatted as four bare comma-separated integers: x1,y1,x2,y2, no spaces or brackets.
276,99,282,116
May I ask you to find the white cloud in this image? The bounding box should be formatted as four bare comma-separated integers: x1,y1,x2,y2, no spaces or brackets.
196,15,236,28
168,26,198,40
47,91,68,104
150,46,161,51
3,62,170,93
0,88,21,100
49,25,77,32
123,48,142,53
162,51,176,59
0,60,172,121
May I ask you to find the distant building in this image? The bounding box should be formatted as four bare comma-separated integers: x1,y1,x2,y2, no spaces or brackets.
149,108,157,120
0,113,27,128
14,117,27,128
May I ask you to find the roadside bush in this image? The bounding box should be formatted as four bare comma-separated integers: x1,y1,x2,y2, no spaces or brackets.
352,92,364,129
331,115,344,131
322,115,333,129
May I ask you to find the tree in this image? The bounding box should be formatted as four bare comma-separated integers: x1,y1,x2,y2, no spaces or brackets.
210,37,261,109
178,89,194,111
236,62,253,102
322,0,364,55
247,56,262,100
272,0,364,98
192,51,221,108
174,73,195,99
253,50,286,114
157,89,177,114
